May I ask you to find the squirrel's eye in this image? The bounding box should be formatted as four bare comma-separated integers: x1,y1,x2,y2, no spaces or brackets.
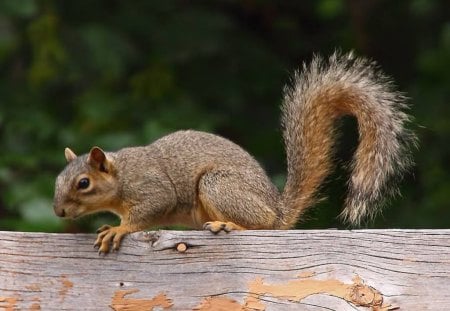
78,178,90,190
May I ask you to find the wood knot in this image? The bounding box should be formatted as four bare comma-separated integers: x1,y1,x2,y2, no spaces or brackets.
349,283,383,308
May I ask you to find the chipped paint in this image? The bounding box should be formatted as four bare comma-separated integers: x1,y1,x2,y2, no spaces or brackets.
194,297,244,311
29,302,41,311
0,296,17,311
242,294,265,311
192,274,389,310
111,289,173,311
247,275,390,310
29,297,41,311
194,295,265,311
59,275,74,301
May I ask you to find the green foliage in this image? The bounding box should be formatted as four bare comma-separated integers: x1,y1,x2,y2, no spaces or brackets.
0,0,448,232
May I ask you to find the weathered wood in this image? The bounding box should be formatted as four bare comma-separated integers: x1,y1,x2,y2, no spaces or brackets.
0,229,449,310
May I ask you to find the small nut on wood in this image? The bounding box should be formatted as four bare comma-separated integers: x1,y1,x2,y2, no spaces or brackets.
176,243,187,253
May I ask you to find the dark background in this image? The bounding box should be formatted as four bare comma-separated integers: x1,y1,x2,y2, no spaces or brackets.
0,0,448,233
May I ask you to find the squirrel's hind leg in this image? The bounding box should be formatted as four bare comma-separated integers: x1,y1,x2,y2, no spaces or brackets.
197,169,278,233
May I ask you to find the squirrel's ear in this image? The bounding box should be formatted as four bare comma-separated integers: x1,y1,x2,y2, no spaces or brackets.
64,148,77,163
88,147,111,173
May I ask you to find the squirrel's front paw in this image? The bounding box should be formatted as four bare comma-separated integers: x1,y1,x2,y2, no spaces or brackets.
203,221,245,234
94,224,131,254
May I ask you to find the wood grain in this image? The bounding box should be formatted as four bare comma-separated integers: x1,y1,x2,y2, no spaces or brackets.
0,229,449,310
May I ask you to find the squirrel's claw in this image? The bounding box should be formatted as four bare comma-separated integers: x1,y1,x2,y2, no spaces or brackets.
96,224,111,234
93,224,131,254
203,221,245,234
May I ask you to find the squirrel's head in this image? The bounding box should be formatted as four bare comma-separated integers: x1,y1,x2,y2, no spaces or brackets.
53,147,120,219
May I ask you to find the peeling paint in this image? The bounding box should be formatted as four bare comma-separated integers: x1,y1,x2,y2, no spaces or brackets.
59,275,74,301
0,296,17,311
193,297,244,311
29,297,41,311
192,274,389,310
247,275,390,310
242,294,265,311
29,302,41,311
111,289,173,311
194,295,265,311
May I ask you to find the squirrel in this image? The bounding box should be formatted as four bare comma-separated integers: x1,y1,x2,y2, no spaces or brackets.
53,52,416,254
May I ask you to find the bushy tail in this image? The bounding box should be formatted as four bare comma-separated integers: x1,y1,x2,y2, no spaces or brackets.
280,52,417,228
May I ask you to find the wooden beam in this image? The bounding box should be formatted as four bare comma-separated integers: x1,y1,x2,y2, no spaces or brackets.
0,230,449,310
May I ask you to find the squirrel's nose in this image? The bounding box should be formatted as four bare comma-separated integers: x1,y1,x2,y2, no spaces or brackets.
54,205,66,218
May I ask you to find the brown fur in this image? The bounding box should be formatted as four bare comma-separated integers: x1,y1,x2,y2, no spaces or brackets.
281,53,416,226
53,52,416,253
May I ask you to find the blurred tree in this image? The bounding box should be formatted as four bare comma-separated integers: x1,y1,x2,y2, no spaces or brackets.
0,0,448,232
